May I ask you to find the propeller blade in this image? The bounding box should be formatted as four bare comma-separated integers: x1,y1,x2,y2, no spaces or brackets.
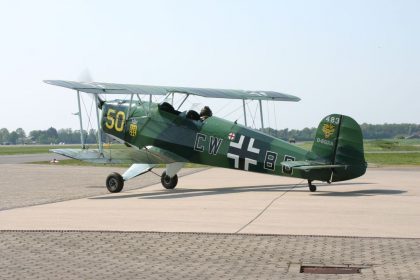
77,69,104,108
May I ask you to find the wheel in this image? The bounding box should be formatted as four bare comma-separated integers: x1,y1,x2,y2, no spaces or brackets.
106,172,124,193
161,171,178,189
309,184,317,192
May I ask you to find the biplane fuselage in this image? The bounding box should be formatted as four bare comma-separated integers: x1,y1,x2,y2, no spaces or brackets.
102,101,352,183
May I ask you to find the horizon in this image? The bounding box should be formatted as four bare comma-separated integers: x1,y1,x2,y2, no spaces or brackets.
1,121,420,134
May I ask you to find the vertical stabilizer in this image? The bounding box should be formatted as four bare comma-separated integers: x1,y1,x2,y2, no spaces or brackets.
312,114,367,182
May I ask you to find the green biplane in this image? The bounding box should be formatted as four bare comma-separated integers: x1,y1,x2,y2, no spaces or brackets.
45,80,366,193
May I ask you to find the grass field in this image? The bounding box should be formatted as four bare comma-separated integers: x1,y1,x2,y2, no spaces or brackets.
0,144,128,155
296,139,420,166
364,139,420,152
297,139,420,151
2,140,420,166
364,153,420,166
0,145,82,155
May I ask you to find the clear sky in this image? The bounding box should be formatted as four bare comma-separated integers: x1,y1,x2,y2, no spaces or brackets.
0,0,419,132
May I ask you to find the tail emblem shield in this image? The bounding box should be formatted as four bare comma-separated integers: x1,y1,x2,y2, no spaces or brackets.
322,123,335,139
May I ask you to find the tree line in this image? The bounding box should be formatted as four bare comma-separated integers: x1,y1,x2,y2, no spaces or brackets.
262,123,420,141
0,123,419,145
0,127,98,145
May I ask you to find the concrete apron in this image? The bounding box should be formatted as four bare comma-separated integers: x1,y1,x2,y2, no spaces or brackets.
0,167,419,238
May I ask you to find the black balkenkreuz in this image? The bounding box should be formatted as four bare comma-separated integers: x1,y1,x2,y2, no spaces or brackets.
227,135,261,171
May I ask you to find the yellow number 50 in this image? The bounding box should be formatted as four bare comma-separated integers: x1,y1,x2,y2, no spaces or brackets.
105,108,125,132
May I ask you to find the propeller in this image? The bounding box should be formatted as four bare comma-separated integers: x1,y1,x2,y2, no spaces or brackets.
77,69,104,109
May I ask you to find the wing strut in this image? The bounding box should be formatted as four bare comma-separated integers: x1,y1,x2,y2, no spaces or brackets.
242,99,248,127
148,94,152,115
258,100,264,129
76,90,85,149
94,95,104,155
177,94,189,110
126,93,134,121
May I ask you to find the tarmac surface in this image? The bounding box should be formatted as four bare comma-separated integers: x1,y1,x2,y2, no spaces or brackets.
0,164,205,211
0,163,420,279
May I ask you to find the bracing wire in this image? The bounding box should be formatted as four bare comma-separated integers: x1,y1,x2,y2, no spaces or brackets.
245,102,253,128
214,99,234,115
256,102,260,128
253,101,259,129
80,94,95,147
221,101,248,119
246,101,257,129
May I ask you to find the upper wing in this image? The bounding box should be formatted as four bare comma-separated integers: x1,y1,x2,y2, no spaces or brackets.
44,80,300,102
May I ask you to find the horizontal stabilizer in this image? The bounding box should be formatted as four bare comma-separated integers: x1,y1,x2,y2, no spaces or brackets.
280,160,347,171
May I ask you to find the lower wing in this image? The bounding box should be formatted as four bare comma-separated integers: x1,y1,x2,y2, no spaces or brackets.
51,146,187,164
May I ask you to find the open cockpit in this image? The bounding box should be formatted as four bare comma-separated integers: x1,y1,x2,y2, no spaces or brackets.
158,102,212,122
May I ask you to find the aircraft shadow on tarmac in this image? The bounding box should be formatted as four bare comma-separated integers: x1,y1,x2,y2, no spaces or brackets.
90,182,405,200
312,188,406,197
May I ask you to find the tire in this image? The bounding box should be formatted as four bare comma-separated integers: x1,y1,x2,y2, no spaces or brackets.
309,184,317,192
106,172,124,193
161,171,178,189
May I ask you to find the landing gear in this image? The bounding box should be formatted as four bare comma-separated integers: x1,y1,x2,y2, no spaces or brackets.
106,172,124,193
308,180,317,192
161,171,178,189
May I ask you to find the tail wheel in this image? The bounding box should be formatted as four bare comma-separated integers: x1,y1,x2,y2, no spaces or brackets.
106,172,124,193
161,171,178,189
